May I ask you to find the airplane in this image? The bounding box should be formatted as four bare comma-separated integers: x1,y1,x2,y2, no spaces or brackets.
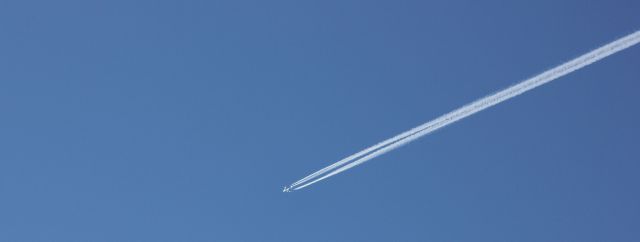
282,186,291,193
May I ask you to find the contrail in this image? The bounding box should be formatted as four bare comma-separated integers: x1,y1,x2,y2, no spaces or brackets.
288,110,446,188
285,30,640,192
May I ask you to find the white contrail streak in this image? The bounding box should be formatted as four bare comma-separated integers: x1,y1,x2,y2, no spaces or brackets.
289,113,441,187
286,30,640,192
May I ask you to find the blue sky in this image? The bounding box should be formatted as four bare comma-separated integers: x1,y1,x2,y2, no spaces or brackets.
1,0,639,241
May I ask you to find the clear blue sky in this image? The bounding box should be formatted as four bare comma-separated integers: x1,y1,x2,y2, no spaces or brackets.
1,1,639,241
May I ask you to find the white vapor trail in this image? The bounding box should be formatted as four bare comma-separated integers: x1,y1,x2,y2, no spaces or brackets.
286,30,640,192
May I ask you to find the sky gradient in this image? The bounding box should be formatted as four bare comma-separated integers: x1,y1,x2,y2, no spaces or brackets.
1,0,640,241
